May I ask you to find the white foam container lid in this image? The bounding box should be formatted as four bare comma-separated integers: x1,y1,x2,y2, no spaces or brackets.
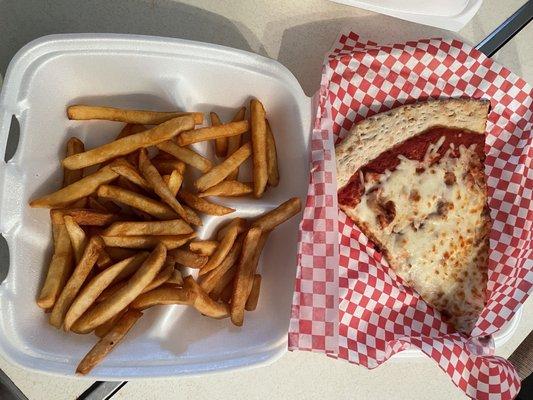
330,0,483,31
0,34,521,379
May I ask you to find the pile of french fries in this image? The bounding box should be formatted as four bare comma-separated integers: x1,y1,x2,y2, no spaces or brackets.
30,103,301,374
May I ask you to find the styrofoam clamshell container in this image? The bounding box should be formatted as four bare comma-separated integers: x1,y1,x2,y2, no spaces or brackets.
0,34,521,379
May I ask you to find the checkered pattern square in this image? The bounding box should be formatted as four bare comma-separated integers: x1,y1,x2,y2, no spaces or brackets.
288,32,531,400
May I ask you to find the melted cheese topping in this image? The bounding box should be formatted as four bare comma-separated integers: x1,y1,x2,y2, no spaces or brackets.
354,139,488,332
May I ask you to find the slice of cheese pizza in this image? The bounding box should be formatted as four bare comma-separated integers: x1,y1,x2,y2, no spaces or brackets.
336,99,490,334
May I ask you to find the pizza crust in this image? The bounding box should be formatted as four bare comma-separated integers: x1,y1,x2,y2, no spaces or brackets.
336,98,490,190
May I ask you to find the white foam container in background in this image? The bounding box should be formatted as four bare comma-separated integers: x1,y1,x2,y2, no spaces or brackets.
0,34,521,379
330,0,483,31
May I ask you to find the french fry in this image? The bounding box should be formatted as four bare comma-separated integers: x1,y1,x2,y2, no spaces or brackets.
76,309,143,375
37,217,74,309
49,236,104,328
108,158,151,191
210,112,227,158
94,308,129,338
177,190,235,216
163,169,183,196
116,123,147,140
63,255,140,331
116,175,147,195
151,158,187,176
194,142,251,192
166,268,183,285
50,208,118,226
265,120,279,187
199,235,243,293
245,274,261,311
167,248,208,269
67,105,203,125
200,218,246,275
63,138,85,187
156,141,212,173
230,227,262,326
183,276,230,319
63,215,87,263
104,219,192,236
96,281,126,304
251,197,302,232
30,167,118,208
96,197,123,214
189,240,218,256
63,115,195,170
198,180,252,197
97,185,176,220
139,262,175,294
112,252,150,283
71,243,166,333
138,149,196,224
101,233,195,250
131,285,196,310
250,99,268,198
219,280,233,303
177,120,249,146
226,107,246,180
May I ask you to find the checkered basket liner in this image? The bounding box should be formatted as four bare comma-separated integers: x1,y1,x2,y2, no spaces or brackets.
289,32,532,400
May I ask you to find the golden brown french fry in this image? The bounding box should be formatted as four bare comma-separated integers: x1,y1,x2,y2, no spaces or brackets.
97,185,176,220
163,169,183,196
49,236,104,328
76,309,143,375
50,208,118,226
63,215,87,264
112,252,150,283
167,248,208,269
177,120,248,146
198,180,252,198
200,218,246,275
63,138,85,187
194,142,251,192
189,240,218,256
138,149,196,224
101,233,195,250
104,219,192,236
250,99,268,198
139,262,174,294
251,197,302,232
63,255,140,331
183,205,202,227
108,158,151,191
151,158,186,176
95,281,126,304
30,167,118,208
71,243,166,333
94,308,128,338
245,274,261,311
183,276,229,319
230,227,262,326
156,141,212,173
131,285,196,310
63,115,194,170
116,123,146,140
166,268,183,285
177,190,235,216
67,105,203,125
210,112,227,157
265,120,279,187
199,235,243,293
226,107,246,180
37,218,74,309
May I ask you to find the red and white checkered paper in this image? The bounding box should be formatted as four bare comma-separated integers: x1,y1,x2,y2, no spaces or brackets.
288,32,532,400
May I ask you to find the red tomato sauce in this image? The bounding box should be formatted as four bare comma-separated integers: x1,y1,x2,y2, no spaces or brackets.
337,128,485,208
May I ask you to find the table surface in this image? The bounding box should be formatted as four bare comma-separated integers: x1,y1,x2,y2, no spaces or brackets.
0,0,531,399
